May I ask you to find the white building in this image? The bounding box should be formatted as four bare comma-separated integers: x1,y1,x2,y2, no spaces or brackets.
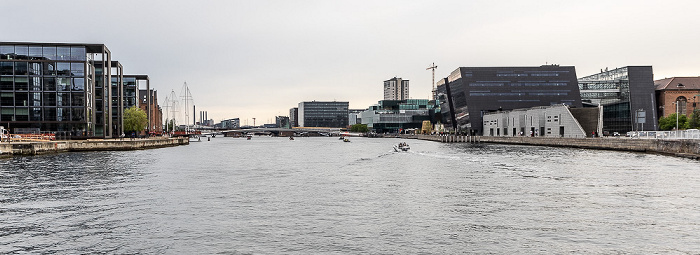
383,77,409,100
482,104,602,138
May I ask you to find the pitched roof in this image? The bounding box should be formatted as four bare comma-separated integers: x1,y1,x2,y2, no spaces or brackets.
655,77,700,90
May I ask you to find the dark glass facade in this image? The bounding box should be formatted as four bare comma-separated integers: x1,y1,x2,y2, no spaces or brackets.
298,101,349,128
578,66,657,133
437,65,582,135
0,42,112,137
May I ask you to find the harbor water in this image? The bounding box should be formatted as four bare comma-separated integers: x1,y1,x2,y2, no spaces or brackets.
1,136,699,254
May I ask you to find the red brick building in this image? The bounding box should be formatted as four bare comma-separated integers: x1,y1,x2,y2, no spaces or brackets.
139,89,163,136
655,77,700,118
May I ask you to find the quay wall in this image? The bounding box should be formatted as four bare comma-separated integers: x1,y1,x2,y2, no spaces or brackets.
402,134,700,159
0,138,189,157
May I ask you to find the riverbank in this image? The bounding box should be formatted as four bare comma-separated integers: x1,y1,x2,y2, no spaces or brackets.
0,137,189,157
401,134,700,160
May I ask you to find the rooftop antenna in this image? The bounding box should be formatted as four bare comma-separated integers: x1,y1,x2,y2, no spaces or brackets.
427,62,438,100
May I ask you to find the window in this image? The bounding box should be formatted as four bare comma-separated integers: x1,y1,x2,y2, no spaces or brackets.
0,77,12,90
14,62,28,75
43,78,56,91
57,47,71,61
70,47,86,61
42,46,56,60
57,93,70,106
0,62,12,75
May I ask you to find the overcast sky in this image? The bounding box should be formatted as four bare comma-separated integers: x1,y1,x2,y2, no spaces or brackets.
3,0,700,125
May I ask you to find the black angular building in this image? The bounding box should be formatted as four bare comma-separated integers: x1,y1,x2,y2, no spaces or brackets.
437,65,583,135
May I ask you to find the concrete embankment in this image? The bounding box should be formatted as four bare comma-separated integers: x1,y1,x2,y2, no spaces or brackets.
402,134,700,160
0,137,189,157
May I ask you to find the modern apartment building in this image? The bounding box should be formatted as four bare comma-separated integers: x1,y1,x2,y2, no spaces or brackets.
298,101,349,128
0,42,158,138
289,107,298,127
0,42,113,137
383,77,409,100
437,65,582,135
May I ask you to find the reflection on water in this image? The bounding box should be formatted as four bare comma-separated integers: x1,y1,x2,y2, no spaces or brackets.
1,137,699,253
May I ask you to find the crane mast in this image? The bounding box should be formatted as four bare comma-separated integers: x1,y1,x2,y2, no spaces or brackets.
426,63,438,100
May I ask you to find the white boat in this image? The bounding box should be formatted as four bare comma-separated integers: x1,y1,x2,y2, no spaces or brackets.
394,143,410,152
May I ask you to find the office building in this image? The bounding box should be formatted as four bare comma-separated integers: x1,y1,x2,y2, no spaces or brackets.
437,65,582,135
384,77,409,100
360,99,437,133
298,101,349,128
578,66,657,132
276,116,290,129
655,77,700,118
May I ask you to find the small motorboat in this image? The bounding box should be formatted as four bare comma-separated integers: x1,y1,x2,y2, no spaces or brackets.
289,136,295,140
343,138,351,142
393,142,410,152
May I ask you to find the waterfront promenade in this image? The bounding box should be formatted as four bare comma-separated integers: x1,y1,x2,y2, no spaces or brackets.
0,137,189,157
402,134,700,160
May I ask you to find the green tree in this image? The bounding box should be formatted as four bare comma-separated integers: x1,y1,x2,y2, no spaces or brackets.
689,109,700,129
350,124,369,133
124,106,148,134
658,113,689,130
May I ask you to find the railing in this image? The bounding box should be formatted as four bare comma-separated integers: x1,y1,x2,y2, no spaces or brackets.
628,130,700,139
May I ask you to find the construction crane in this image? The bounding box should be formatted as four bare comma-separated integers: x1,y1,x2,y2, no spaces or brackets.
426,62,438,100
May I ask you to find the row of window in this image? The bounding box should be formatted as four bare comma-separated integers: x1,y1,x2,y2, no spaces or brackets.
0,45,86,61
1,92,85,107
470,92,569,97
0,61,85,76
469,82,569,87
0,77,85,91
0,107,85,122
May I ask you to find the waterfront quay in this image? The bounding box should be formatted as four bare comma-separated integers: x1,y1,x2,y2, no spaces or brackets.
0,137,188,157
402,134,700,159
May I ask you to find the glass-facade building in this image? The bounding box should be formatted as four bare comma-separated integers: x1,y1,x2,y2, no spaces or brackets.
578,66,657,133
437,65,583,135
0,42,157,138
298,101,349,128
360,99,438,133
0,42,113,137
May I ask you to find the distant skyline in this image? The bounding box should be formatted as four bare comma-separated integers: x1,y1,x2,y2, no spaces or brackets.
4,0,700,125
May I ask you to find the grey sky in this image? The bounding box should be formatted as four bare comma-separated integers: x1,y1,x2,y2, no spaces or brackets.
3,0,700,124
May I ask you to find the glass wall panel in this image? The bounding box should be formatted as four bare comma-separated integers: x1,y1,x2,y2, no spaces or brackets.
31,107,41,121
70,47,86,61
57,78,71,91
29,92,41,107
56,47,70,61
42,46,56,60
72,108,84,121
0,93,13,105
1,107,14,121
43,92,56,106
57,93,70,106
57,107,68,121
0,77,12,90
14,62,28,75
44,107,56,121
43,62,55,75
15,108,29,121
72,93,84,106
0,45,14,59
72,78,84,91
30,77,41,91
0,62,12,75
71,62,84,77
43,77,56,91
14,45,28,60
15,92,28,106
29,62,42,75
29,46,43,60
56,62,71,76
15,77,28,91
